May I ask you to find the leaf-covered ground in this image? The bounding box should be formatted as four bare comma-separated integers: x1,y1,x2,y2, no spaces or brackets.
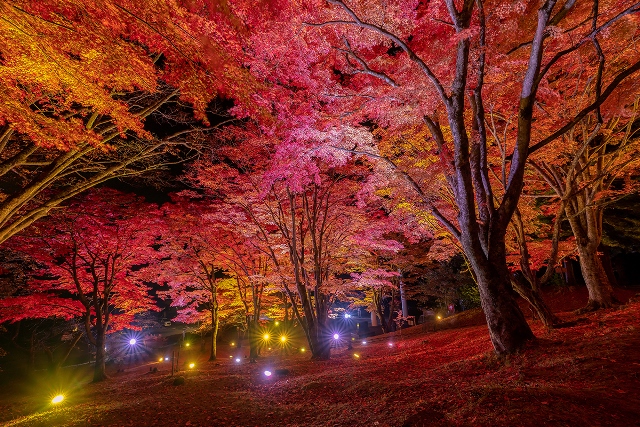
1,291,639,427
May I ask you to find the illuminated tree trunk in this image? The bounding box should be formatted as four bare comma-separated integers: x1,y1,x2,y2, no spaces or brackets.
566,198,616,311
209,296,219,361
464,239,534,354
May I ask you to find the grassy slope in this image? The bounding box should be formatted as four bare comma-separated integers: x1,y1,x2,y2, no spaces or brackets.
1,293,639,427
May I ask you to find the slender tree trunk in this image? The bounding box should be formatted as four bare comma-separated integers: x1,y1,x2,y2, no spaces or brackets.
93,327,107,382
209,306,218,361
248,319,259,363
576,243,616,310
510,273,559,328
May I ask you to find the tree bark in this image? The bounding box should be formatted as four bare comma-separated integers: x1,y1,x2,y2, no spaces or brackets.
467,245,534,354
510,272,559,328
576,243,616,310
209,305,219,361
93,327,107,382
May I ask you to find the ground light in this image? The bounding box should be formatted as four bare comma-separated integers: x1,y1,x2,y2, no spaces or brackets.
185,343,190,347
230,342,235,346
129,338,137,345
300,347,305,352
235,358,241,363
158,357,163,362
353,353,360,358
51,394,64,404
264,370,272,377
333,333,339,340
164,357,169,361
263,333,270,340
362,341,367,345
275,321,280,326
280,335,287,343
437,315,442,320
189,363,195,369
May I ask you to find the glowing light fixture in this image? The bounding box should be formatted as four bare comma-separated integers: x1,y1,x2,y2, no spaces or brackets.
230,342,235,346
437,315,442,320
280,335,287,343
164,357,169,361
235,358,241,363
185,343,190,347
275,321,280,326
189,363,195,369
354,353,360,358
264,370,272,377
362,341,367,345
333,333,339,340
52,394,64,404
229,355,233,358
300,347,305,352
129,338,137,345
388,342,393,347
263,333,270,340
158,357,163,362
345,314,351,319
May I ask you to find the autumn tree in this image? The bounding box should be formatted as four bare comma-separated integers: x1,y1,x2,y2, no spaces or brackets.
149,199,242,361
0,0,258,245
531,112,640,310
0,189,160,381
236,0,640,353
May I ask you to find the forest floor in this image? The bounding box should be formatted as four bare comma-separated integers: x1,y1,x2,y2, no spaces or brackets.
0,287,639,427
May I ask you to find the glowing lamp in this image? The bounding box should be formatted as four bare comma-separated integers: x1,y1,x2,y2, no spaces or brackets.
52,394,64,404
263,333,270,340
333,333,339,340
185,343,190,347
300,347,305,352
164,357,169,361
189,363,195,369
362,341,367,345
354,353,360,358
437,315,442,320
158,357,163,362
235,358,241,363
230,342,235,346
280,336,287,343
275,321,280,326
388,342,393,347
264,370,272,377
129,338,137,345
229,355,233,358
345,314,351,319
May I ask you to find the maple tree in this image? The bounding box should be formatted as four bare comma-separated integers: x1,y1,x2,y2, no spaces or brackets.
530,112,640,310
0,189,160,381
0,0,258,245
148,199,242,361
235,0,640,353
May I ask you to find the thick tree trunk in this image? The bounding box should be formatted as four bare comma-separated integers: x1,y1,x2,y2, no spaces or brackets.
93,329,107,382
248,320,258,363
209,315,218,361
310,292,330,360
469,247,534,354
576,244,616,311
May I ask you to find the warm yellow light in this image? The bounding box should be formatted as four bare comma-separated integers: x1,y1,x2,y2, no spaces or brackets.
263,334,270,340
354,353,360,358
230,342,235,346
275,321,280,326
159,357,163,362
52,394,64,404
189,363,195,369
185,343,190,347
280,336,287,342
300,347,305,352
437,315,442,320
